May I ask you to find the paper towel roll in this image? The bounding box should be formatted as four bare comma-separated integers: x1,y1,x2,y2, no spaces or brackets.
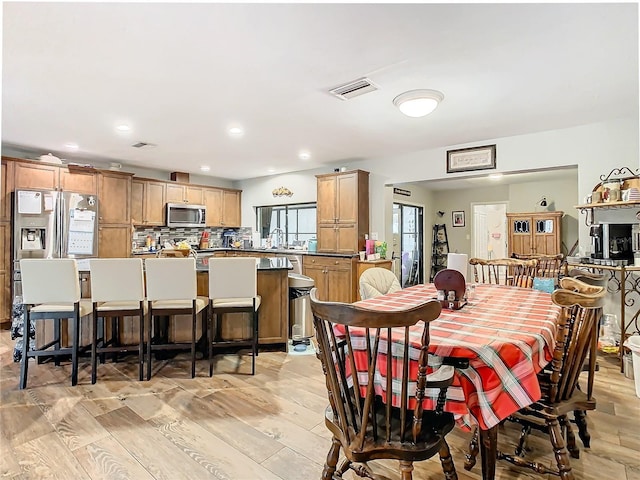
447,253,468,282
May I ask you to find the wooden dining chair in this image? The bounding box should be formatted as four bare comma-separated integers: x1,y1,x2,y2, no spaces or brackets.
465,277,606,480
513,253,566,283
310,289,459,480
469,257,537,287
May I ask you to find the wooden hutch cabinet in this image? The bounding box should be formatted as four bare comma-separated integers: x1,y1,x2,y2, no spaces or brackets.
316,169,369,253
506,211,563,257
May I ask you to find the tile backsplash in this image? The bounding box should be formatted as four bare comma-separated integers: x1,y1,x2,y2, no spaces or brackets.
133,226,253,249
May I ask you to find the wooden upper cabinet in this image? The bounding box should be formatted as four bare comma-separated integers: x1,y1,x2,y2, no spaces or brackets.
130,178,165,226
14,161,59,190
144,180,166,226
131,179,144,225
316,170,369,253
203,188,222,226
166,183,204,204
203,187,241,227
1,159,14,222
98,225,132,258
12,159,97,195
59,167,97,194
98,171,132,224
222,190,241,227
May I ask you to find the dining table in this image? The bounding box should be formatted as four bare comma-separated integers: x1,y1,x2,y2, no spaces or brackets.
351,282,562,480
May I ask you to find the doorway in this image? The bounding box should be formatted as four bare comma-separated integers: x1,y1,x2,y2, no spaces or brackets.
471,203,508,260
392,203,424,287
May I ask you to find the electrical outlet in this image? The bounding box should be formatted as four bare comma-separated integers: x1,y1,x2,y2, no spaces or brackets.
371,232,378,240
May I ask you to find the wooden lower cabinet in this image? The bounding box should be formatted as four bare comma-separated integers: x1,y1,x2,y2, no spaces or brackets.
0,222,11,326
98,225,132,258
303,255,355,303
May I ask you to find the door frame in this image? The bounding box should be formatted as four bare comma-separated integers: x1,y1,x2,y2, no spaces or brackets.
470,202,509,260
393,201,425,286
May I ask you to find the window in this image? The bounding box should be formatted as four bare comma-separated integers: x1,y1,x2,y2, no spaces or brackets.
255,203,316,247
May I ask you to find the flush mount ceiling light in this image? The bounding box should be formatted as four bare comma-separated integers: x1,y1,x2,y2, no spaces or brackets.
298,151,311,161
116,124,130,132
200,165,210,172
228,126,244,137
393,89,444,117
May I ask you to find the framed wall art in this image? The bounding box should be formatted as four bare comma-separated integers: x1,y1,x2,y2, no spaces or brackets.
447,144,496,173
452,211,465,227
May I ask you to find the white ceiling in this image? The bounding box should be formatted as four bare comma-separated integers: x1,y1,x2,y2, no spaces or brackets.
2,3,638,182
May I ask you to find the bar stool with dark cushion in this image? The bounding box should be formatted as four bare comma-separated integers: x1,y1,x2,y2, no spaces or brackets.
19,258,92,389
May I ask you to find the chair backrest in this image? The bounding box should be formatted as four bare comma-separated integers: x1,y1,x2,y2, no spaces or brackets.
513,253,566,282
20,258,80,305
310,288,444,454
469,257,537,287
547,278,606,403
208,257,257,299
359,267,402,300
144,257,197,301
89,258,145,302
567,268,608,287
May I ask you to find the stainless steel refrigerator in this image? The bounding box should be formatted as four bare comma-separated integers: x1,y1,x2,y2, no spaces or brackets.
13,189,99,295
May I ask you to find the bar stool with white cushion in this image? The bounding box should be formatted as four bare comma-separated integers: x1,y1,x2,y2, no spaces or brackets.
144,257,208,379
89,258,147,383
208,257,261,376
19,258,92,389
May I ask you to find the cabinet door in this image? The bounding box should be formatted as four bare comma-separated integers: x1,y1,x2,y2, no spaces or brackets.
131,180,144,225
203,188,223,226
327,266,352,303
317,224,337,252
98,225,132,258
336,173,358,224
165,183,186,203
185,186,203,204
59,168,97,194
14,162,58,190
1,160,14,222
533,217,561,255
98,172,131,224
144,181,166,225
508,216,533,256
303,263,328,300
317,175,337,224
222,190,241,226
335,224,358,253
257,270,288,344
0,223,11,324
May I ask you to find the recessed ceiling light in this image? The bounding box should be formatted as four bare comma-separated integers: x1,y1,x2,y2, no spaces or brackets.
228,126,244,136
64,143,78,150
200,166,210,172
267,167,276,173
488,173,503,180
298,151,311,161
116,124,131,132
393,89,444,117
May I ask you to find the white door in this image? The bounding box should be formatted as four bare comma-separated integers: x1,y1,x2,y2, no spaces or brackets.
471,203,508,259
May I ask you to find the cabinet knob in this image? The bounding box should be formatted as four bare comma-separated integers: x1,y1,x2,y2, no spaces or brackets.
335,260,339,264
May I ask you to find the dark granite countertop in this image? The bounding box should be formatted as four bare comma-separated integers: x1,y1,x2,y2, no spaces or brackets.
133,247,358,258
195,256,292,272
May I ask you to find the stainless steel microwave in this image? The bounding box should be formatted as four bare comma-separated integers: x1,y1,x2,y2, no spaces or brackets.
166,203,206,228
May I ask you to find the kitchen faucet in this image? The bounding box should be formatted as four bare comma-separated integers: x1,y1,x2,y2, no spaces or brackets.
270,228,285,249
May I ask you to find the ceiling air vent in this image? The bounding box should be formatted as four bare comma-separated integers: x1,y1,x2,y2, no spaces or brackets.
131,142,156,149
329,77,379,100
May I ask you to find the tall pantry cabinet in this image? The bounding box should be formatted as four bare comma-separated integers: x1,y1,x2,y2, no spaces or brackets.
316,170,369,253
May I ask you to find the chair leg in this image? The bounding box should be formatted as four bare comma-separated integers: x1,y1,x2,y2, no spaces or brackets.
251,309,258,375
573,410,591,448
91,310,98,385
138,307,145,382
147,314,153,381
439,439,458,480
191,309,197,379
399,460,414,480
71,313,80,387
515,424,531,457
322,437,341,480
19,309,30,390
547,417,574,480
464,426,479,470
209,310,215,377
560,414,580,459
54,318,61,366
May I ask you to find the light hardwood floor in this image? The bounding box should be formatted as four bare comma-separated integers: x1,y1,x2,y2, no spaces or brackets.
1,330,639,480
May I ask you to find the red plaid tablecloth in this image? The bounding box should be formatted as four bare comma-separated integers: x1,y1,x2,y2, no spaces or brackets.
349,283,561,430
